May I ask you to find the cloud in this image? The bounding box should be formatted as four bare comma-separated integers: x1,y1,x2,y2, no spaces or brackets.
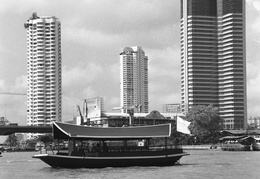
246,0,260,33
0,79,5,90
250,0,260,11
13,75,27,93
62,61,120,118
147,47,181,111
0,76,27,125
0,0,46,15
61,0,178,34
149,47,180,90
62,63,103,88
247,72,260,116
63,23,176,51
63,28,123,48
0,0,259,125
107,96,120,109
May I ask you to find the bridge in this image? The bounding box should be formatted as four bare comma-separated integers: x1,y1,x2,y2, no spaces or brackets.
0,117,52,135
0,125,52,135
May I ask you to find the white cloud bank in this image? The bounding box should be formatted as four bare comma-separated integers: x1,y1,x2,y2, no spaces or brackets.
0,0,259,125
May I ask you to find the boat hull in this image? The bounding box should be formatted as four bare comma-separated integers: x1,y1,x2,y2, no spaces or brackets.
220,144,251,151
33,152,189,168
252,144,260,151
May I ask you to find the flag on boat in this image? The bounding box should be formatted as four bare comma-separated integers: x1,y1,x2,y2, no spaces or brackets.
177,116,191,135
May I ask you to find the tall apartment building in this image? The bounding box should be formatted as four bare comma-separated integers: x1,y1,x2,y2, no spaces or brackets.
180,0,246,129
119,46,148,113
24,13,62,138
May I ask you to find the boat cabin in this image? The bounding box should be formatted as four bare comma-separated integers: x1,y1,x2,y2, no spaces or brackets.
219,135,254,151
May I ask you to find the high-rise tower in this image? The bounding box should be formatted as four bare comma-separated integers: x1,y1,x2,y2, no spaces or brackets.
24,13,62,137
181,0,246,129
119,46,148,113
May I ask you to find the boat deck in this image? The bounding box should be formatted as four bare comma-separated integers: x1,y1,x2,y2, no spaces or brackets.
56,148,184,157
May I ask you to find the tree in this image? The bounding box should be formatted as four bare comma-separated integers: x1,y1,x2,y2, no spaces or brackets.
38,134,54,147
26,138,38,148
5,134,18,147
186,105,223,144
247,116,260,130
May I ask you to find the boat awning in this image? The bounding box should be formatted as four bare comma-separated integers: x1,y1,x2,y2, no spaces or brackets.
53,122,171,140
237,136,255,142
220,130,260,136
219,135,254,141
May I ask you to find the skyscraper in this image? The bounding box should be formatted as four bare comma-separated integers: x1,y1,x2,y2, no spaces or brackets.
119,46,148,113
24,13,62,137
180,0,246,129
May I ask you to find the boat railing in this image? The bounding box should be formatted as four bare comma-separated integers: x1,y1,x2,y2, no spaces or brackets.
149,144,182,151
44,144,183,156
87,144,182,153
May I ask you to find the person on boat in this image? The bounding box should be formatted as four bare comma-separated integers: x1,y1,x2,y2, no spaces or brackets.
84,143,90,153
102,143,108,152
91,143,99,152
96,143,101,152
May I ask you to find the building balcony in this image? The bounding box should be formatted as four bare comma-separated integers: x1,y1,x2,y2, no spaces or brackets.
222,42,234,47
218,80,234,84
219,113,235,118
218,100,238,105
218,67,234,72
219,105,235,109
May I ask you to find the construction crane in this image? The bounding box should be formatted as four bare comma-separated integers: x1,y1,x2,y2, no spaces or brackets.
76,100,90,126
0,92,26,125
76,105,84,125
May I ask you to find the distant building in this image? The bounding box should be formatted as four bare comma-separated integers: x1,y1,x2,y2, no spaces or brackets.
119,46,148,113
71,111,184,127
84,97,104,119
180,0,246,129
24,13,62,139
248,117,260,129
0,117,9,126
163,104,181,113
68,97,105,125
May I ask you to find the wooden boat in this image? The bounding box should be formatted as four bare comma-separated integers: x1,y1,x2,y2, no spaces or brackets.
219,136,254,151
252,137,260,151
33,122,189,168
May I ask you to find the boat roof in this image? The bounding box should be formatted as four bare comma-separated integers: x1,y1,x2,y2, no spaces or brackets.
219,135,254,141
53,122,171,140
221,130,260,136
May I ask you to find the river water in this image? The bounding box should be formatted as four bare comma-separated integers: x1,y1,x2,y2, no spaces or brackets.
0,150,259,179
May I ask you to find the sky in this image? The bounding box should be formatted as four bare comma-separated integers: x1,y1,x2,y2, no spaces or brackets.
0,0,260,127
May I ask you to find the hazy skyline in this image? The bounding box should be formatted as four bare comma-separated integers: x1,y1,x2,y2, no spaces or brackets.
0,0,260,126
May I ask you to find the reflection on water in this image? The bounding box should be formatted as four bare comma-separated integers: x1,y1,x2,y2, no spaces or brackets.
0,150,260,179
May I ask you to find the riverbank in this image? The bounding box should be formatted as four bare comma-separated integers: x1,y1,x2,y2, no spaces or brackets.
3,148,36,152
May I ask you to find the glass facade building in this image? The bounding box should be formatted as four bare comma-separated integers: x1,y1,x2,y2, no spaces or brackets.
181,0,246,129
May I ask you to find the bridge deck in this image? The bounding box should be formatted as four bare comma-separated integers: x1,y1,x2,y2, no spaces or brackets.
0,126,52,135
